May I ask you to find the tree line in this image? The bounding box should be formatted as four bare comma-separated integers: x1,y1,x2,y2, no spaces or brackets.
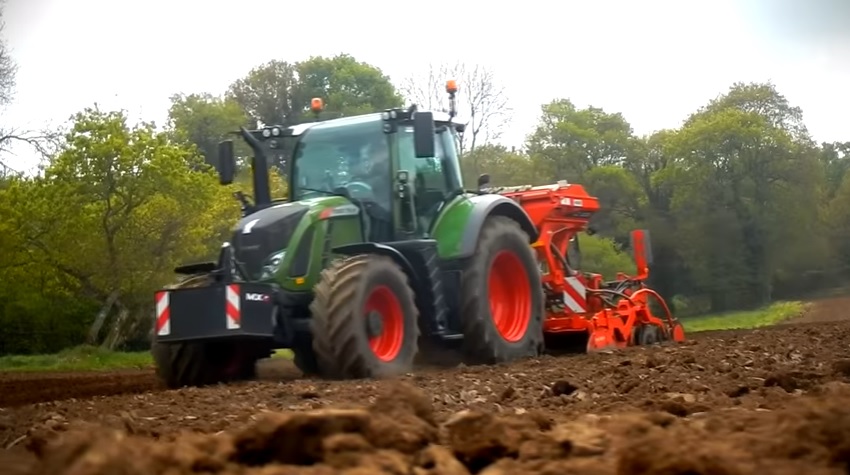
0,21,847,354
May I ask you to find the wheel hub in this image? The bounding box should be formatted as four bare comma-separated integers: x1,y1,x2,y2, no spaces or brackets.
365,310,384,337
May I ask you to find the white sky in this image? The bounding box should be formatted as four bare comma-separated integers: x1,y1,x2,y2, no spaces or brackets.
2,0,849,172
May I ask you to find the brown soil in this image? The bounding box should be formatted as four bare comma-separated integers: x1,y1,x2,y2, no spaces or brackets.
0,370,160,408
2,297,850,474
784,294,850,325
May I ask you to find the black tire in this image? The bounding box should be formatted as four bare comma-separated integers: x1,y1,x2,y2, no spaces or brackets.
636,324,663,346
460,215,544,365
291,336,320,376
309,254,419,379
151,273,259,389
151,340,257,389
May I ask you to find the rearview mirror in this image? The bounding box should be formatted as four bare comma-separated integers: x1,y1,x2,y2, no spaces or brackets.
477,173,491,189
217,140,236,185
413,112,435,158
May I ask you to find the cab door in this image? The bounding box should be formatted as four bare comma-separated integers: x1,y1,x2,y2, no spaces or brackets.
393,125,452,239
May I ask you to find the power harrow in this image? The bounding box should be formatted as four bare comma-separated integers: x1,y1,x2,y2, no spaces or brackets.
489,181,686,352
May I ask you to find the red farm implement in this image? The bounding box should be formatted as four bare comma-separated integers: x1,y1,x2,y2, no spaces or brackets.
491,181,687,353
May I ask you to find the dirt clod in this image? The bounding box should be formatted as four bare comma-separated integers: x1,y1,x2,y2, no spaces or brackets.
232,409,372,465
551,380,578,397
831,359,850,377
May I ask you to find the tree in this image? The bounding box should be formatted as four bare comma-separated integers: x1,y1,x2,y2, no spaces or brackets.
227,54,403,128
691,81,811,143
624,130,690,306
666,85,824,310
579,234,636,280
818,141,850,199
166,92,251,166
0,172,106,353
399,62,510,157
165,92,291,200
460,144,538,186
625,129,679,211
297,54,403,117
227,60,302,127
10,108,237,348
526,99,634,183
582,165,645,240
826,171,850,265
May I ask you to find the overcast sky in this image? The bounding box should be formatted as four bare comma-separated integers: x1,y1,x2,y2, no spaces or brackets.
2,0,849,171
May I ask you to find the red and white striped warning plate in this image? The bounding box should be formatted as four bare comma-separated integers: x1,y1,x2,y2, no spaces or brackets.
154,285,242,336
226,284,241,330
562,276,588,313
155,291,170,336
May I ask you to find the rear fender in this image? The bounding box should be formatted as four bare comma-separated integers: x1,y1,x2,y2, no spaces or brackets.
459,195,538,258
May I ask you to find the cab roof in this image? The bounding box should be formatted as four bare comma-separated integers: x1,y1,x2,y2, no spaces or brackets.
287,110,461,137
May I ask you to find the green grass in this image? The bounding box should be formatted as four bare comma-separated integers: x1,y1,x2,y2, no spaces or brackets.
0,345,295,373
0,345,154,373
680,300,807,333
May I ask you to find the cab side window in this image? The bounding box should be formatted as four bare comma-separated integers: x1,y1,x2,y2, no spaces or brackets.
414,134,449,213
397,128,451,235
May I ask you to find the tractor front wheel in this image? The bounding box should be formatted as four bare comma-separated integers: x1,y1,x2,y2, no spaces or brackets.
309,254,419,379
460,216,544,365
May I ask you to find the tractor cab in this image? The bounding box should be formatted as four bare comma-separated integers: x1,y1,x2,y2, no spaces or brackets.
283,107,467,242
215,83,467,245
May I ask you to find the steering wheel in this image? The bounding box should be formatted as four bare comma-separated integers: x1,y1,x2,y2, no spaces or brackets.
344,180,374,200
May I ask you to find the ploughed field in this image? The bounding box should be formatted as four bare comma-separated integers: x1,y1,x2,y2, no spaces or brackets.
3,296,850,474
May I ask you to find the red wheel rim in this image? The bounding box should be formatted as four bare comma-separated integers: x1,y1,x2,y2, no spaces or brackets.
364,285,405,362
487,250,532,342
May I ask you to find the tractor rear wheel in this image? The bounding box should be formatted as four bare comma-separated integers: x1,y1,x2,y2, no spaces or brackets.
309,254,419,379
460,216,544,365
152,340,258,389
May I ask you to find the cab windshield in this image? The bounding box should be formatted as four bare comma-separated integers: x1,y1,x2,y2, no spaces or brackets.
290,116,387,201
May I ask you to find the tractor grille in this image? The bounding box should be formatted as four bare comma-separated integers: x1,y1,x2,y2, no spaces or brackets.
231,205,309,279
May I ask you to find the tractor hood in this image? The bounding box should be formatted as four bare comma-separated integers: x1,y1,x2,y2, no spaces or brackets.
230,202,310,279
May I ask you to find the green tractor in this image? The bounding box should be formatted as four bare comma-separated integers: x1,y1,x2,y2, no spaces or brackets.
151,87,544,388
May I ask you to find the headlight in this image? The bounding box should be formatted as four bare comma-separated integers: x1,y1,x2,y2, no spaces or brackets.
260,250,286,280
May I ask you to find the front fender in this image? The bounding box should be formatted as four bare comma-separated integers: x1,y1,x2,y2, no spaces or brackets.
332,242,422,291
